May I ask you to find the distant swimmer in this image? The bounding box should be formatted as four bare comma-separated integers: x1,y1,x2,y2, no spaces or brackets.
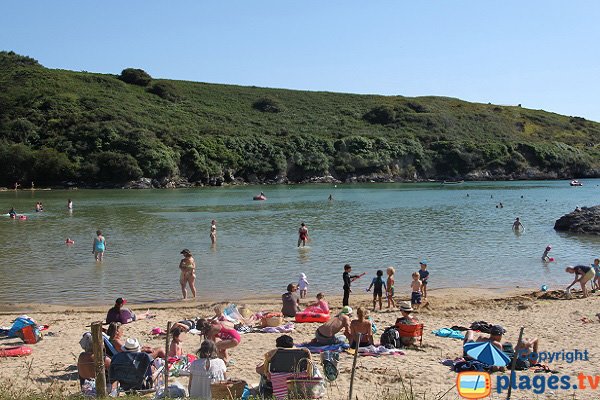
512,217,524,232
66,238,75,245
328,194,333,201
210,219,217,245
298,222,309,247
93,230,106,261
542,245,552,262
8,207,17,218
67,199,73,210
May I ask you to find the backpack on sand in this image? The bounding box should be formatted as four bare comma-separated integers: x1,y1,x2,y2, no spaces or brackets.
380,326,401,349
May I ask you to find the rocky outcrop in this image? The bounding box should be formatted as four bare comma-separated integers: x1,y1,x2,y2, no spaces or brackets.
554,206,600,235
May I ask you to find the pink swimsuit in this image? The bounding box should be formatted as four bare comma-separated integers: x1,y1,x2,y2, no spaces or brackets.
217,326,241,342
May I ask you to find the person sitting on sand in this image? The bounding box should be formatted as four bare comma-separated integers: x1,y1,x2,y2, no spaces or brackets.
309,292,329,314
109,338,157,392
312,306,352,345
345,307,373,348
566,265,595,298
77,332,110,390
281,283,301,317
168,328,184,358
106,297,151,324
196,318,241,364
256,335,294,397
188,340,227,399
463,324,505,351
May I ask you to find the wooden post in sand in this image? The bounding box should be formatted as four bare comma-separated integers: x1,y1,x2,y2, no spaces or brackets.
91,321,107,397
348,333,361,400
506,327,525,400
163,321,172,398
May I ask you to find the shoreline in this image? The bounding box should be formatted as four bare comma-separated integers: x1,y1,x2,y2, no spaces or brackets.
0,286,534,314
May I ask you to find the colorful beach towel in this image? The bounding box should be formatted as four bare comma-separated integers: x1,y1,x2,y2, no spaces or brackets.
432,328,465,340
297,342,349,353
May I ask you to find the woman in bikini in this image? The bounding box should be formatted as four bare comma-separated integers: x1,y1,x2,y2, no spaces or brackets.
179,249,197,299
297,222,309,247
345,306,373,348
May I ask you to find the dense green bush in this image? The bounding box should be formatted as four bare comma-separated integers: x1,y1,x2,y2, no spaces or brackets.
253,97,283,113
147,82,181,101
363,105,395,124
82,151,143,182
118,68,152,86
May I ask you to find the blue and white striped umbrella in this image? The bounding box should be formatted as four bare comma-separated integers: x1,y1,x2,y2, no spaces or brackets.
463,341,511,366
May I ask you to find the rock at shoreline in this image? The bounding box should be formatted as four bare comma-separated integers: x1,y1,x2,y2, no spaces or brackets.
554,206,600,235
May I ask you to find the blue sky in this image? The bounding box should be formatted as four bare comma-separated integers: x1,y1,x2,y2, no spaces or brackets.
2,1,600,121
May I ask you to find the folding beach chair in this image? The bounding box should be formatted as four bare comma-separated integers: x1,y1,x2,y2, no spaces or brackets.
267,348,313,400
108,352,162,394
398,323,424,347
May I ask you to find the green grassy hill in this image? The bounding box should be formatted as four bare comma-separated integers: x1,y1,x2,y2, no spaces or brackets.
0,50,598,187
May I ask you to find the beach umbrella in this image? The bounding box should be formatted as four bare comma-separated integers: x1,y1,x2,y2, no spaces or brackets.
463,341,511,367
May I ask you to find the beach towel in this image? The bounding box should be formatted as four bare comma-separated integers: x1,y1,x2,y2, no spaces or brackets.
297,342,349,353
432,328,465,340
258,323,295,333
347,345,405,356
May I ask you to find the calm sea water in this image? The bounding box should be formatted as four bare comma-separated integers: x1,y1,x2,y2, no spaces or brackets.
0,181,598,305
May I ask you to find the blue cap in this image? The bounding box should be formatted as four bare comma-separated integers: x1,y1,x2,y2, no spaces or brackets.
419,260,427,265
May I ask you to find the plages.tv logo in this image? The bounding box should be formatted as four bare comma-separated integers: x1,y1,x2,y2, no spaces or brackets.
456,371,491,399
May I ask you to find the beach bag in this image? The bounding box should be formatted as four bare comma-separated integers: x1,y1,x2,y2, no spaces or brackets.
380,326,401,349
210,379,247,399
261,312,284,327
9,317,42,344
287,360,325,399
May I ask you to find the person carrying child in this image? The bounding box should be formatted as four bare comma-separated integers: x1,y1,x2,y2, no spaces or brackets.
410,272,423,310
418,260,429,299
386,267,396,308
366,270,387,311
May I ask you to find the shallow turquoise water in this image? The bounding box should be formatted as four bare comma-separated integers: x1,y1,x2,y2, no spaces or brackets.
0,180,598,305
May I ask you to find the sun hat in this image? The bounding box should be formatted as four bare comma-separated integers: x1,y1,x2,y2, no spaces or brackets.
419,259,428,265
399,302,414,313
122,338,141,352
339,306,353,315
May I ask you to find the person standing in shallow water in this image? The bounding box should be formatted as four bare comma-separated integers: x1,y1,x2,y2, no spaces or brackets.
298,222,309,247
179,249,196,299
210,220,217,245
512,217,524,232
93,230,106,261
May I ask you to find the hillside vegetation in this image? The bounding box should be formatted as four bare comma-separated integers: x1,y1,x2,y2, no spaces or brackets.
0,51,598,187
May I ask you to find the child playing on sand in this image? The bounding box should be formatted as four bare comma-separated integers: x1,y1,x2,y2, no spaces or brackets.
298,273,309,298
366,270,387,311
418,260,429,299
410,272,423,310
168,328,183,358
310,292,329,313
386,267,396,308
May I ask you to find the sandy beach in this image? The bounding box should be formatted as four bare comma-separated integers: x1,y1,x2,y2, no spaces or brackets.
2,287,600,399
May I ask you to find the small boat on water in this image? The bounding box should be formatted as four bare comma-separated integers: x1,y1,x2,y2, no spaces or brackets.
570,180,583,187
442,180,464,185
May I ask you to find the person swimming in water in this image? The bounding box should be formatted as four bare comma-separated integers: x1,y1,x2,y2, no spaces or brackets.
297,222,309,247
8,207,17,218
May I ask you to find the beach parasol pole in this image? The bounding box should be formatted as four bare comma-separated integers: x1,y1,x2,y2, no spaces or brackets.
506,326,525,400
348,333,361,400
